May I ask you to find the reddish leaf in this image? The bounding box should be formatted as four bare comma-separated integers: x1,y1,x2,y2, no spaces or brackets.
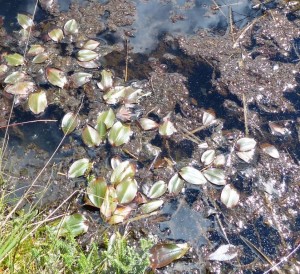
150,243,189,269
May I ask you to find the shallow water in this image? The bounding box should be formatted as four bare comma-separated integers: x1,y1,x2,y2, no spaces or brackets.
0,0,299,272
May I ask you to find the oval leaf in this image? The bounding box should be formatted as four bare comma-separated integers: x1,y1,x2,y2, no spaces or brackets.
96,108,115,129
236,149,255,163
109,206,132,225
202,110,216,126
5,81,35,95
150,243,189,269
28,44,45,56
139,118,159,131
108,121,132,146
5,53,24,66
46,67,67,88
87,177,107,208
82,125,101,147
110,160,135,186
148,180,167,199
208,244,238,261
236,137,257,152
140,200,164,214
17,14,34,29
61,112,79,135
64,19,79,35
201,149,215,166
4,71,26,84
168,173,184,195
83,39,100,50
97,69,114,91
179,166,207,185
77,49,98,62
220,184,240,208
159,120,177,137
68,158,90,178
32,53,48,64
116,179,138,204
53,213,88,237
260,143,279,159
203,168,226,185
28,90,48,114
70,72,92,88
100,186,118,220
48,28,64,42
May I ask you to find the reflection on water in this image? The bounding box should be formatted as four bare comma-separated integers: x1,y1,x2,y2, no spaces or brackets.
131,0,253,53
159,195,210,246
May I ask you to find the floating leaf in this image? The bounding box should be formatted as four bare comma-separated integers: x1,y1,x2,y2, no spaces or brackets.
17,14,33,29
32,53,48,64
46,67,67,88
48,28,64,42
87,177,107,208
139,118,159,131
110,160,135,186
61,112,79,135
168,173,184,195
83,39,100,50
260,143,279,159
27,44,45,56
236,137,257,152
103,86,126,104
220,184,240,208
64,19,79,35
100,186,118,220
140,200,164,214
5,81,35,95
116,179,138,204
268,121,289,136
68,158,90,178
4,71,26,84
5,53,24,66
96,108,115,129
150,243,189,269
52,213,88,238
203,168,226,185
82,125,102,147
159,120,177,137
147,180,167,199
108,121,132,146
28,90,47,114
213,154,226,167
236,149,255,163
77,49,98,62
77,60,100,69
208,244,238,261
179,166,207,185
202,109,216,126
109,206,132,224
201,149,216,166
70,72,92,88
97,69,113,91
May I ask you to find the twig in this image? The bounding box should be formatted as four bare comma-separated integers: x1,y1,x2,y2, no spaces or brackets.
124,39,129,82
243,94,249,136
263,243,300,274
0,119,58,129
